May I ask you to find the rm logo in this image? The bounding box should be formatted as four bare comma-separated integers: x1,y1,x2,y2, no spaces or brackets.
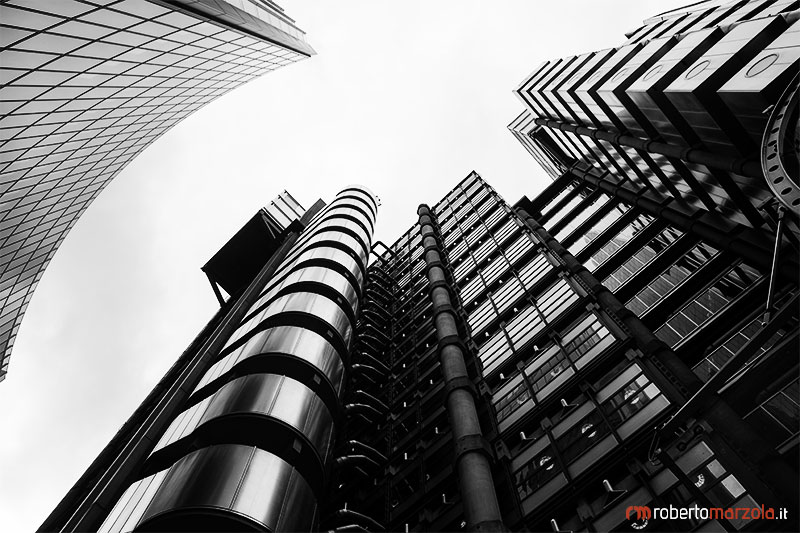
626,505,652,521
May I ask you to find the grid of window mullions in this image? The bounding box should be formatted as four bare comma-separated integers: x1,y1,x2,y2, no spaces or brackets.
494,374,530,423
459,276,486,307
600,374,662,430
477,196,496,216
484,323,533,368
448,239,468,263
531,279,576,323
465,226,488,248
692,313,792,383
460,211,480,233
479,254,512,288
512,443,561,500
479,279,579,375
449,210,511,267
469,187,489,208
602,226,685,292
410,259,425,278
555,369,663,465
585,212,655,272
556,409,611,465
481,205,504,229
443,227,461,248
448,192,468,212
453,256,476,281
535,180,574,215
471,238,496,266
504,234,535,267
463,180,483,198
444,189,492,225
439,215,457,234
743,378,800,446
458,247,519,301
626,242,719,318
510,364,664,497
517,254,552,289
444,204,503,260
491,278,524,313
391,233,411,254
444,188,461,206
655,261,762,348
437,199,456,218
447,201,471,225
0,0,310,370
553,192,610,242
567,203,630,257
492,219,518,245
472,262,548,335
467,297,496,333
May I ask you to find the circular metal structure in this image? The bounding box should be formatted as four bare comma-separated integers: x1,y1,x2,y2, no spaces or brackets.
761,73,800,214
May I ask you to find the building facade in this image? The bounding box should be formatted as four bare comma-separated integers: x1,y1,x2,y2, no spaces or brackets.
45,171,798,533
0,0,314,382
508,0,798,225
500,0,800,529
43,1,798,531
337,171,798,532
41,185,378,531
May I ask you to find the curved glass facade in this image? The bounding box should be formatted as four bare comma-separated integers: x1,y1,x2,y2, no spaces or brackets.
97,186,377,532
0,0,313,381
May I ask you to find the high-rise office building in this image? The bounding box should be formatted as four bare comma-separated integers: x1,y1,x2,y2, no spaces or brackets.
44,171,799,533
0,0,314,382
41,185,377,531
44,1,799,531
501,0,799,529
340,170,797,532
508,0,798,226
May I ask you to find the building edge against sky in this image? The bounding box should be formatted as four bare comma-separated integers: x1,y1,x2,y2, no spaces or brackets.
43,167,799,531
0,0,314,382
502,0,799,529
508,0,799,225
34,0,800,531
40,185,379,531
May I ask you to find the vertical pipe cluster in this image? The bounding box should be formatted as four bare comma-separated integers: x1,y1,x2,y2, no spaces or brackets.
96,187,378,533
416,205,505,533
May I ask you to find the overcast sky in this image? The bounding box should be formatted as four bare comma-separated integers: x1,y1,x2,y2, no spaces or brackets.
0,1,690,530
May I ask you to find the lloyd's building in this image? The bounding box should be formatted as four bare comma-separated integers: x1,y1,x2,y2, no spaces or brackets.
25,0,800,531
506,0,799,530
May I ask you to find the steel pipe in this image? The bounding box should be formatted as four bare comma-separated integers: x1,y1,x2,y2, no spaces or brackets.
417,205,505,533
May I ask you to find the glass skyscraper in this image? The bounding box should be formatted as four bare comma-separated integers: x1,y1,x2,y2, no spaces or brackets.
0,0,314,382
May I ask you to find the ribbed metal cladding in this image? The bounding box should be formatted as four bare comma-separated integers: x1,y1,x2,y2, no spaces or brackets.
96,186,378,533
416,205,506,533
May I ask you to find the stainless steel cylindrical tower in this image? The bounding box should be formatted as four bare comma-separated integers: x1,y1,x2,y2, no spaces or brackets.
97,186,378,532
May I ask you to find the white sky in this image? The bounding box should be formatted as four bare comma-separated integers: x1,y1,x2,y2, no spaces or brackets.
0,1,690,530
